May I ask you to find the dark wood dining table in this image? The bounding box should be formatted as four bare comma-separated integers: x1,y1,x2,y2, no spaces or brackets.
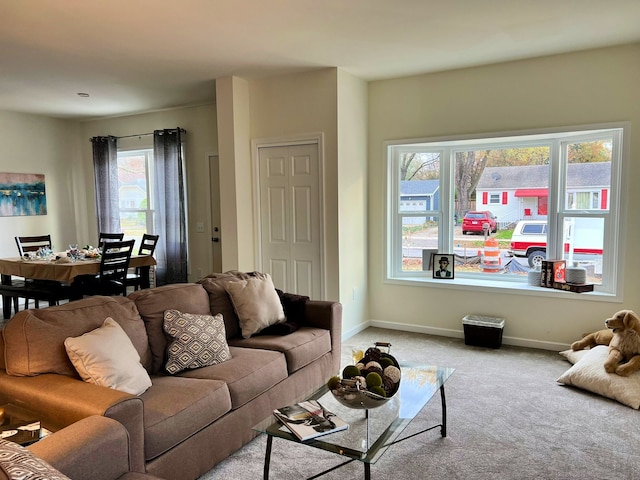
0,254,156,319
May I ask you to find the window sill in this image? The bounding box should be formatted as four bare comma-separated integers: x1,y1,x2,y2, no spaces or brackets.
385,276,618,302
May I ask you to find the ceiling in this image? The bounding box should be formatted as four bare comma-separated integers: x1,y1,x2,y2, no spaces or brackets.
1,0,639,120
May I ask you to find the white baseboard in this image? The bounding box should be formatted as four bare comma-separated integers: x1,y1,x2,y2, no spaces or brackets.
344,319,570,352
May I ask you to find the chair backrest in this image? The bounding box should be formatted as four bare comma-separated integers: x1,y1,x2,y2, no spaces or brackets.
138,234,159,256
15,235,53,256
98,232,125,250
98,239,135,283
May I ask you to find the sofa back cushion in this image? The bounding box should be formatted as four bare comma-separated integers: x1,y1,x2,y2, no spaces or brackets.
128,283,211,374
3,296,151,377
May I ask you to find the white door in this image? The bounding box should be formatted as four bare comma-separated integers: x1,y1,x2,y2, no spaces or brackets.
258,143,323,298
208,155,223,273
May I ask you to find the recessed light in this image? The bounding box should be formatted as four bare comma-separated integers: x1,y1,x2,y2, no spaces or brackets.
77,92,90,97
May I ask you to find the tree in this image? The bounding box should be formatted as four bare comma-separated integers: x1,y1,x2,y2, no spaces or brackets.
400,152,440,181
455,150,490,217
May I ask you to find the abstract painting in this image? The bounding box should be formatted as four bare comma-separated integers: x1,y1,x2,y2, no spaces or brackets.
0,172,47,217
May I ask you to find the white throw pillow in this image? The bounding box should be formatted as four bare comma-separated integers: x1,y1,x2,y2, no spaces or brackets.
64,317,152,395
557,345,640,409
225,273,286,338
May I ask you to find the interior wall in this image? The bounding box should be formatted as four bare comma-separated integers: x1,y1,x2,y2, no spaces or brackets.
367,43,640,349
337,70,369,336
248,68,340,301
80,103,218,281
0,111,81,257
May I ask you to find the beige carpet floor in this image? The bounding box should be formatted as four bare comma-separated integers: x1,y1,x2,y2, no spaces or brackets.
198,327,640,479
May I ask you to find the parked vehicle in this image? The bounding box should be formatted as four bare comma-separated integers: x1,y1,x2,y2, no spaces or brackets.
509,219,604,268
462,211,498,235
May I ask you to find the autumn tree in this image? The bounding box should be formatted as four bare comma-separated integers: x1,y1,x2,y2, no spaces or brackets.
455,150,489,217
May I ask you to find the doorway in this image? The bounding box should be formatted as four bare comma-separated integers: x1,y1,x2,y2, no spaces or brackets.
256,140,324,299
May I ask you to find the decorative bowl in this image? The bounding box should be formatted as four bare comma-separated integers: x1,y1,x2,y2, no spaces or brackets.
329,343,401,409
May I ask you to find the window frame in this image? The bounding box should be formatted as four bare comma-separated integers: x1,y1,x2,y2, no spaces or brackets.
385,123,628,300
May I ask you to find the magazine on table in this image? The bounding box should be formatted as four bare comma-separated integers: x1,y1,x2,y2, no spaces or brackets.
273,400,348,441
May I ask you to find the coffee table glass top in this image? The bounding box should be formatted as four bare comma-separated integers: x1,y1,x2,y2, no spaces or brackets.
255,364,454,465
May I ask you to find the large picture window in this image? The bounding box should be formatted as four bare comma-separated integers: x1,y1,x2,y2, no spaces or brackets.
386,124,626,296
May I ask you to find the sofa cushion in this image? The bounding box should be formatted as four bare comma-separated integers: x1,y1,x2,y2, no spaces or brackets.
228,327,331,373
163,310,231,374
128,283,212,374
3,296,151,377
197,271,260,340
140,376,231,460
0,439,71,480
176,346,288,409
64,317,152,395
225,274,285,339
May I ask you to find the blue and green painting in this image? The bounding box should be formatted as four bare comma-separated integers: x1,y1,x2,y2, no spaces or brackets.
0,172,47,217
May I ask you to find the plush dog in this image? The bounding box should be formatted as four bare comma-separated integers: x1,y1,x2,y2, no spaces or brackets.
570,329,614,351
603,309,640,377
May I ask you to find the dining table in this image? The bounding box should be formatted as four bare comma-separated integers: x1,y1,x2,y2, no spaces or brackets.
0,254,156,319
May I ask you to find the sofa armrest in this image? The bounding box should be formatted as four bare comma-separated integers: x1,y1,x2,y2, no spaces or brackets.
0,371,145,472
304,300,342,371
29,416,135,480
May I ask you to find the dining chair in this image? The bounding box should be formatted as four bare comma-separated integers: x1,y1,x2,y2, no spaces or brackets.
71,239,135,298
15,235,53,256
125,234,159,291
98,232,124,249
13,235,70,310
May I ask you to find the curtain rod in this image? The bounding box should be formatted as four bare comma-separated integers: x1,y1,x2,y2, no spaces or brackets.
90,128,186,141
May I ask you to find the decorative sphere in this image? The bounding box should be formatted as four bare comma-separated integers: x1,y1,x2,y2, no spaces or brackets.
369,385,386,397
384,365,401,384
365,361,382,371
327,376,341,390
366,372,383,388
342,365,361,379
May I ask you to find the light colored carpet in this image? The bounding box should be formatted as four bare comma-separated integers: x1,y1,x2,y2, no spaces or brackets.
199,327,639,479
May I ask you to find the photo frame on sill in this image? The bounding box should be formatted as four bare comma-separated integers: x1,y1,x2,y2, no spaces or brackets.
421,248,438,271
433,254,454,280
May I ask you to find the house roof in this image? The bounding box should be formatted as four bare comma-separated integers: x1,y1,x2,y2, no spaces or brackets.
401,180,439,196
1,1,639,119
478,162,611,190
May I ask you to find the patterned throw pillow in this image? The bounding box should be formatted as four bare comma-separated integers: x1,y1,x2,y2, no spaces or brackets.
0,439,71,480
163,310,232,374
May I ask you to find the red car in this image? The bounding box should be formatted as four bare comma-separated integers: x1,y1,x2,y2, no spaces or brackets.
462,211,498,235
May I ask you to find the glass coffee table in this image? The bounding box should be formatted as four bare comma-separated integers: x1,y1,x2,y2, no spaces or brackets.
254,364,454,480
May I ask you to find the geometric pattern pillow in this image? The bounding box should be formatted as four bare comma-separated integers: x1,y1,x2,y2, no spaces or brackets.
0,439,71,480
163,310,232,374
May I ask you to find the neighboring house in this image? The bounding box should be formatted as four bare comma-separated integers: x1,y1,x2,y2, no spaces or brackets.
476,162,611,226
119,184,146,209
400,179,440,224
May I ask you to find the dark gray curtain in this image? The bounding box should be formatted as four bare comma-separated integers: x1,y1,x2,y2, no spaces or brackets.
91,136,121,235
153,128,188,285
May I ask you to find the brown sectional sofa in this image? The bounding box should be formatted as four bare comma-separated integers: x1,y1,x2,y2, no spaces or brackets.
0,273,342,480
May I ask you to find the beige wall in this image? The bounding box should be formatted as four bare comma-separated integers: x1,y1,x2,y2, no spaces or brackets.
0,111,81,257
337,70,369,335
248,68,340,301
80,104,218,281
367,44,640,349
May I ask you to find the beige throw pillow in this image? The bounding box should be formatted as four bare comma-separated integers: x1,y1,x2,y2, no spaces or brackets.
225,273,286,338
163,310,232,374
64,317,152,395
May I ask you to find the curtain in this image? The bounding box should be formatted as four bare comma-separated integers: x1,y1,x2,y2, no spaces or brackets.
153,128,188,285
91,136,121,236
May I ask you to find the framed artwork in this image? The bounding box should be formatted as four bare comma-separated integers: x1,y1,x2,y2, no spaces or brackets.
433,254,454,279
421,248,438,271
0,173,47,217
